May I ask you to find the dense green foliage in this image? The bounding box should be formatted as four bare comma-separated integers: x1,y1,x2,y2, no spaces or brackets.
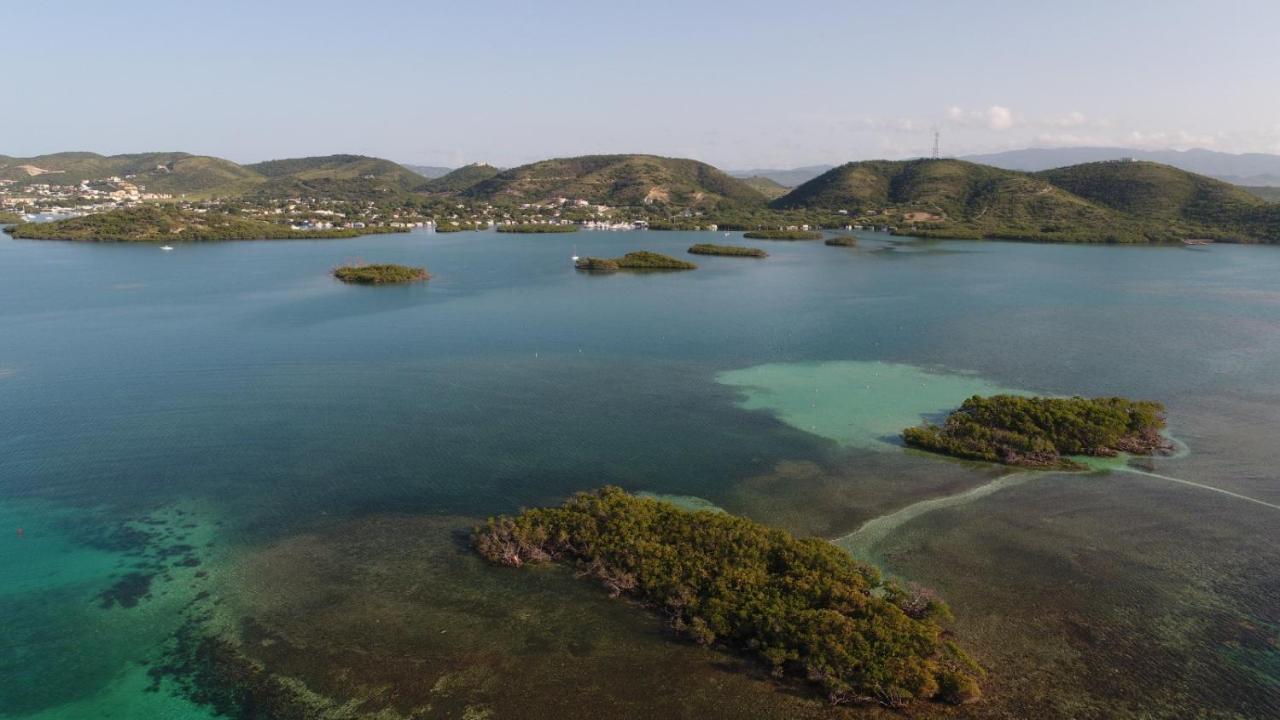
0,211,21,224
824,236,858,247
744,229,823,240
5,206,406,242
474,488,982,707
574,251,697,271
495,223,579,233
687,243,767,257
461,154,768,207
573,257,620,273
615,251,697,269
773,158,1280,243
420,163,500,193
332,263,428,284
903,395,1169,469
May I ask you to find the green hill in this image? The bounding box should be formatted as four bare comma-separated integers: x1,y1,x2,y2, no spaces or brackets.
774,158,1280,243
243,155,422,200
245,154,420,185
0,152,262,195
739,175,790,200
420,163,500,193
461,154,767,207
1035,161,1266,228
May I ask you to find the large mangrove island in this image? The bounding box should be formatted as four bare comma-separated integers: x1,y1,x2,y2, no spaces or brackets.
332,263,429,284
688,243,768,257
576,251,697,272
496,223,578,233
743,230,823,240
4,206,407,242
474,487,983,707
902,394,1172,469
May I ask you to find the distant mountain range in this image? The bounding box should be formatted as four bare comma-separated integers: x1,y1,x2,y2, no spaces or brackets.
728,165,835,188
960,147,1280,187
402,164,453,179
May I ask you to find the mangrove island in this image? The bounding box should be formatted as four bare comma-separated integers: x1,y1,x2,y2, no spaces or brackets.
824,236,858,247
496,223,579,233
688,243,768,257
902,394,1172,469
4,206,408,243
333,263,429,284
743,230,823,240
474,487,983,707
576,251,697,272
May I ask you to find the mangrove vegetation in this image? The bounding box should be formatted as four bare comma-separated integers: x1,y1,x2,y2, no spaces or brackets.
474,487,982,707
744,230,823,240
687,243,768,257
496,223,579,233
902,394,1171,469
576,251,697,272
4,206,407,243
332,263,429,285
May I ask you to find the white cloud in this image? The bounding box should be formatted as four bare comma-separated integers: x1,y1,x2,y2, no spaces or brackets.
985,106,1014,131
945,105,1016,131
1052,111,1088,128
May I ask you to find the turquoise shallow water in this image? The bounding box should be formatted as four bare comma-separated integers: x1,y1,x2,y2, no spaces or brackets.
2,229,1279,717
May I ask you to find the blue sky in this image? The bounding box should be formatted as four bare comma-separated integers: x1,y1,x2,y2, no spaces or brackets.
5,0,1278,167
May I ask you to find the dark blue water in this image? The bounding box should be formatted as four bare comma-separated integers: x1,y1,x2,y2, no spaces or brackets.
2,229,1278,718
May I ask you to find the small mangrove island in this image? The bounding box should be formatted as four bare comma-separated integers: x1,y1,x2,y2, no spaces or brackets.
496,223,579,233
743,230,823,240
575,251,697,272
902,394,1172,469
332,263,429,285
824,236,858,247
4,206,407,242
688,243,768,257
474,487,983,707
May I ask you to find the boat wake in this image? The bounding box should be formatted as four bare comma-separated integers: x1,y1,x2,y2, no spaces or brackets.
1117,467,1280,512
833,472,1033,559
834,461,1278,560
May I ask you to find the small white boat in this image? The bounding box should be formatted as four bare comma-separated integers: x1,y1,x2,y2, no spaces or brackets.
160,245,174,251
723,232,730,236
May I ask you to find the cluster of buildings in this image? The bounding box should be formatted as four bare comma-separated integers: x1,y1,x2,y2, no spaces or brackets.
0,176,172,219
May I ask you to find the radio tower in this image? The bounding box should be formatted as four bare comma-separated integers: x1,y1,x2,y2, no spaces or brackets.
931,127,940,159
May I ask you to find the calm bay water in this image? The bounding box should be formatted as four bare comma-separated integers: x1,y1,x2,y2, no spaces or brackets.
1,228,1277,718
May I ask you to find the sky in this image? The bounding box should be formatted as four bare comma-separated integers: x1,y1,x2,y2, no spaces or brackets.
5,0,1279,169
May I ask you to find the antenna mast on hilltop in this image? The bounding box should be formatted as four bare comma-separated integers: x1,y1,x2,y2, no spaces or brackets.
931,127,940,159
